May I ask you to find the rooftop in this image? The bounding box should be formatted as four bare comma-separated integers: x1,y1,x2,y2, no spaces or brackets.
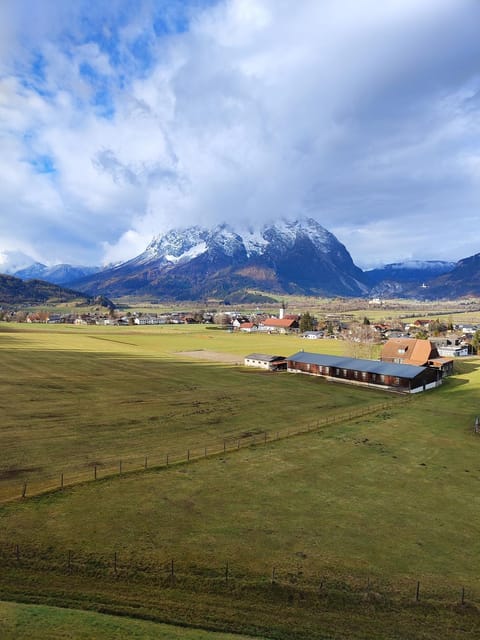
287,351,427,379
245,353,286,362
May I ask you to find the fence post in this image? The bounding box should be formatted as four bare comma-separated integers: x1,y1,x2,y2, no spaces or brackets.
224,440,226,453
119,460,122,475
415,581,420,601
166,453,169,466
187,449,190,462
60,473,64,489
225,562,229,583
68,550,72,571
94,465,97,480
15,544,20,561
21,483,27,498
144,456,148,470
271,567,276,584
461,586,465,605
114,551,117,574
171,559,174,577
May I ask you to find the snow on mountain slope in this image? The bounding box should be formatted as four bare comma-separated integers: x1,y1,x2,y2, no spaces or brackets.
72,217,369,299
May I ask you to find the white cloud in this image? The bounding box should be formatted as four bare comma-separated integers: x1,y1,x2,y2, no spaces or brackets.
0,0,480,269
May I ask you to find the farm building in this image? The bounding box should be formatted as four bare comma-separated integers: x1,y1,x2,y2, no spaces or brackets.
244,353,287,370
380,338,454,375
287,351,442,393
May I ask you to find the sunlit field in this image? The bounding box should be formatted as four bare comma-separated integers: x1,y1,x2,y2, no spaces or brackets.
1,323,480,639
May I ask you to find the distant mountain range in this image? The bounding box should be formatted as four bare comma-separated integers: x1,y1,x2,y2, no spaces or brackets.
1,220,479,300
364,260,457,297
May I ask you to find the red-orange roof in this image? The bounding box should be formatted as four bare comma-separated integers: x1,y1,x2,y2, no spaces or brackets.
380,338,439,366
262,318,298,328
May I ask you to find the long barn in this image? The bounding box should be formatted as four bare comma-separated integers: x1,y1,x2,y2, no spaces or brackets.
287,351,442,393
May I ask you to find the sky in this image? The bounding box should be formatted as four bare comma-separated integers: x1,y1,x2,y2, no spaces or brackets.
1,0,480,270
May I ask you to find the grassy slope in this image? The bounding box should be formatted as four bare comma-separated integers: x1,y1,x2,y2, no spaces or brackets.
0,600,264,640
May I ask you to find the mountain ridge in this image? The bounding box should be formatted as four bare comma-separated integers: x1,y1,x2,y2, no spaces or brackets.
71,218,368,300
2,221,479,300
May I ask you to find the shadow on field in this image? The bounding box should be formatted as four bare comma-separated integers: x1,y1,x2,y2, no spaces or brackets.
453,360,480,375
444,377,470,389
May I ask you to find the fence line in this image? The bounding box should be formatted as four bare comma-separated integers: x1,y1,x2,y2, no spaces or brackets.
0,396,412,504
0,538,473,609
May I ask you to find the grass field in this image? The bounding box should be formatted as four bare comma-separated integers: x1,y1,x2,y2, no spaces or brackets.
1,323,480,638
0,323,385,500
0,600,265,640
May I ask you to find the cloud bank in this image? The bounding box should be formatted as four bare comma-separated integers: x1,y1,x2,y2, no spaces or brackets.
1,0,480,268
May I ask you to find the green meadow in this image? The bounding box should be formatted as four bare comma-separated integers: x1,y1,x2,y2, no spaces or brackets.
0,323,383,499
1,323,480,638
0,600,265,640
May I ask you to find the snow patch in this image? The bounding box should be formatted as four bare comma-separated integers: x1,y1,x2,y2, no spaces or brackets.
165,242,207,263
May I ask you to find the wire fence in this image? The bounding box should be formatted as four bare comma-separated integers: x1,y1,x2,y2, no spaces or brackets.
0,397,412,504
0,538,474,609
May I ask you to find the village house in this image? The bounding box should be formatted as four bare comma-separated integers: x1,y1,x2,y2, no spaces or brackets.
259,317,299,333
244,353,287,370
380,337,454,375
301,331,324,339
239,322,258,332
287,351,441,393
430,337,470,357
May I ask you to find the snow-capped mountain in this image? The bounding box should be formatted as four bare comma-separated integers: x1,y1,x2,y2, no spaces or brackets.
418,252,480,299
73,218,368,300
364,260,456,296
0,250,45,276
0,250,102,286
366,260,455,284
45,264,101,285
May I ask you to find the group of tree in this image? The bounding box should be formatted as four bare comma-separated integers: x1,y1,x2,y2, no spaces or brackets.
473,330,480,354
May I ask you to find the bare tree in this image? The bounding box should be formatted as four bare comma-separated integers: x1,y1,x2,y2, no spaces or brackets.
343,322,380,359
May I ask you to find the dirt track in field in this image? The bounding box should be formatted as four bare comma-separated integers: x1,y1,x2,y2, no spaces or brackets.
174,349,242,364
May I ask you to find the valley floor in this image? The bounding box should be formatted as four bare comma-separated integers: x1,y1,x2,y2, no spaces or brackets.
1,324,480,638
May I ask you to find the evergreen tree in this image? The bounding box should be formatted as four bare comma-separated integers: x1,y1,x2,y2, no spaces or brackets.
300,311,315,333
472,330,480,354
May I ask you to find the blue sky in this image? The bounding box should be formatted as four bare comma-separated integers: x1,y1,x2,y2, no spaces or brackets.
1,0,480,269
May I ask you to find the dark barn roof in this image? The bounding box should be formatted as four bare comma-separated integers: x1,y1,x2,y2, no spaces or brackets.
245,353,286,362
287,351,427,379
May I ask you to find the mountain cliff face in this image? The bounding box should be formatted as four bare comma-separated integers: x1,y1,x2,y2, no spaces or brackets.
72,218,368,300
